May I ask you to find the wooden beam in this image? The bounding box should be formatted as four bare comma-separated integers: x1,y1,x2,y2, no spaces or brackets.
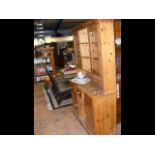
55,19,64,32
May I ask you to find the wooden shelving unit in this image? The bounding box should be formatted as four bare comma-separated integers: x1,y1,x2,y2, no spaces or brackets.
34,47,55,82
71,19,117,135
38,47,56,75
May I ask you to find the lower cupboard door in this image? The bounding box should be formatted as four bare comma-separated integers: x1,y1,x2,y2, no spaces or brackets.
85,95,96,134
71,88,78,114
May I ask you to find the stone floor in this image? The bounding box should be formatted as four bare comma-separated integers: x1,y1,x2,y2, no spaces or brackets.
34,83,88,135
34,83,121,135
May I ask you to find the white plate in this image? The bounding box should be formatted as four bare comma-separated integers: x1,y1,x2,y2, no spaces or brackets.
71,77,91,85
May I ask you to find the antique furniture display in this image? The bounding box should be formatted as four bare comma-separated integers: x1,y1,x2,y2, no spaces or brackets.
71,20,117,134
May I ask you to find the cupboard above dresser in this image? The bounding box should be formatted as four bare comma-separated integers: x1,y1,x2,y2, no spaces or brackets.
73,20,116,94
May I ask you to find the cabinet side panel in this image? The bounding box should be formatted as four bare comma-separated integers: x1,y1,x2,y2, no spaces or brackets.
99,94,116,134
98,21,116,94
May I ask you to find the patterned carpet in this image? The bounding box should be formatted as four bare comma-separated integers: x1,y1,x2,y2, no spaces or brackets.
44,85,73,109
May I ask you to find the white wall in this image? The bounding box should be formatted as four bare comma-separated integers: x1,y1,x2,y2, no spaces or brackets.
34,36,73,46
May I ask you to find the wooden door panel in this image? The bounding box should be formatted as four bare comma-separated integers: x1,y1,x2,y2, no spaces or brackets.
71,87,78,114
85,94,96,134
76,89,85,116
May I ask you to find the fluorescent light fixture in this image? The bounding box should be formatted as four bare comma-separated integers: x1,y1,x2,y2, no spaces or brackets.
38,35,44,38
37,27,44,30
37,31,44,34
37,23,43,26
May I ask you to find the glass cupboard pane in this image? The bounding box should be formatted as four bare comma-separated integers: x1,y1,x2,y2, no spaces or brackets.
78,28,89,43
91,43,99,58
81,58,91,72
80,43,90,57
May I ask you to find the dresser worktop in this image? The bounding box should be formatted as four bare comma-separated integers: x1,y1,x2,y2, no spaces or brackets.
70,81,104,98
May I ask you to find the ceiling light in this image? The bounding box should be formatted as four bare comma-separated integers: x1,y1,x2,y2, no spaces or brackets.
38,34,44,37
37,31,44,34
37,23,43,26
37,27,43,30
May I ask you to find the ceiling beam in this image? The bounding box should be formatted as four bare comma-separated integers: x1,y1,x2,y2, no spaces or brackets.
34,29,72,38
54,19,63,32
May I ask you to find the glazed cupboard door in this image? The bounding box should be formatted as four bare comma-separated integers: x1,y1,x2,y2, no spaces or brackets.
78,28,89,43
88,24,101,76
74,37,80,57
84,94,96,134
70,84,78,114
77,57,82,68
76,88,85,116
80,43,91,72
91,59,100,75
77,28,91,72
91,42,99,59
81,57,91,72
80,43,90,57
73,32,81,68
